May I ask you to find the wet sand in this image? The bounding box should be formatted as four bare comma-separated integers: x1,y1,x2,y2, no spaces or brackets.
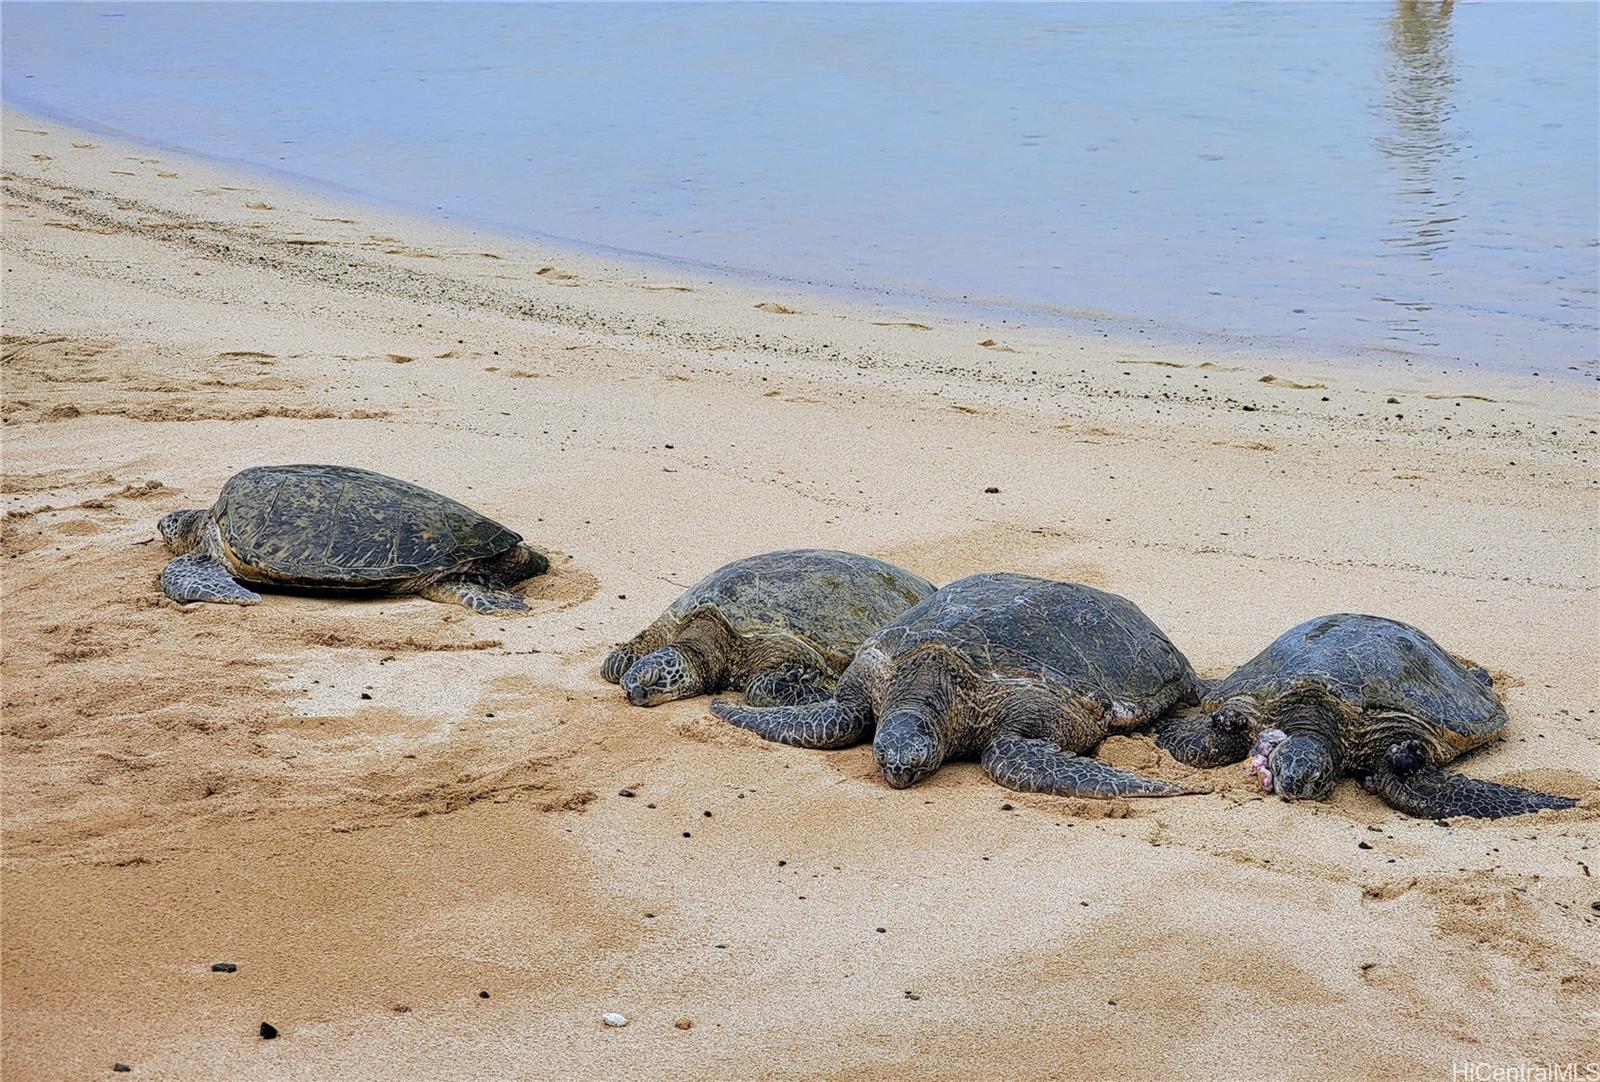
2,111,1597,1080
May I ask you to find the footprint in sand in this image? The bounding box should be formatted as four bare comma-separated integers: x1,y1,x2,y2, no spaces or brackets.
979,339,1020,353
1125,359,1186,368
314,217,357,224
755,302,800,315
1258,374,1326,390
72,143,96,150
156,171,178,179
537,266,578,281
1425,393,1496,402
17,128,49,136
30,154,53,163
641,284,693,293
872,321,933,330
245,201,274,210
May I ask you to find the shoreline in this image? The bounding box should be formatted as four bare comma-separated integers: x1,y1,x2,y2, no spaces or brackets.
3,107,1597,1080
5,98,1593,387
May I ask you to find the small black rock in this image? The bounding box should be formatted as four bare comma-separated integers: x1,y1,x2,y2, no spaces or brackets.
360,692,372,700
478,990,490,999
259,1022,278,1040
983,486,1000,494
113,1065,131,1074
1590,900,1600,912
618,789,636,798
211,962,238,973
1358,841,1373,850
1000,803,1014,811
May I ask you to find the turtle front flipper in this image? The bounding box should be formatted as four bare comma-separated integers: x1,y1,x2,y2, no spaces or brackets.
1366,740,1576,819
710,694,872,749
981,734,1198,798
743,666,834,707
419,575,530,614
160,553,262,606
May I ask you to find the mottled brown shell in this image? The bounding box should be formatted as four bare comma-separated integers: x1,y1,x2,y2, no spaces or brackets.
866,572,1197,705
214,464,520,585
1206,613,1505,740
664,549,936,668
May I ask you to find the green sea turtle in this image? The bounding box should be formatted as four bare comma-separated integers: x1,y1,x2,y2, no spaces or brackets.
157,464,548,612
712,572,1204,798
602,549,936,707
1155,614,1577,818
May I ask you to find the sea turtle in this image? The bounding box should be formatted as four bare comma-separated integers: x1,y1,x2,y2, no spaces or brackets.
602,549,936,707
712,572,1205,798
1155,613,1577,818
156,464,548,612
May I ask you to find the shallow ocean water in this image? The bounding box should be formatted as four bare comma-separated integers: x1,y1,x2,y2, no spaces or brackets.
4,2,1596,372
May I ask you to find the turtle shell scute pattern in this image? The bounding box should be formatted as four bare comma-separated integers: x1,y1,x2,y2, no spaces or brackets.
867,572,1196,704
665,549,936,665
1207,613,1505,739
216,464,520,585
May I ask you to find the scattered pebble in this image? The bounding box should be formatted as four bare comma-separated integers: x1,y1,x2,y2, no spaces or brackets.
673,1018,693,1031
259,1022,278,1040
876,927,887,933
1590,900,1599,912
904,991,920,1001
210,962,237,973
602,1012,629,1027
113,1066,131,1074
393,1005,411,1013
1000,803,1014,811
618,789,636,798
478,990,490,999
1358,841,1373,850
983,486,1000,494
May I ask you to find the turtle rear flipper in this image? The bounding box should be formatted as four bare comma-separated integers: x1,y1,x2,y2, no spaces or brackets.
711,695,872,749
982,734,1199,798
419,575,530,614
160,554,262,606
1367,755,1576,819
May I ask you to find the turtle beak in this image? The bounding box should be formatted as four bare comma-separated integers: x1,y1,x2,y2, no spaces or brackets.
624,663,661,706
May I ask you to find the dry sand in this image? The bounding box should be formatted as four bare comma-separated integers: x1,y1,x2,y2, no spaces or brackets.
2,110,1597,1080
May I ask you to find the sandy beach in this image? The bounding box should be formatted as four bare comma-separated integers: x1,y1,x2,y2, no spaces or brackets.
2,110,1597,1080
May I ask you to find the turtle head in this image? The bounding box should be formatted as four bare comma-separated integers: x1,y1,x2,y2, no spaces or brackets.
1249,728,1339,801
1155,703,1255,767
873,709,945,788
157,509,207,553
620,646,706,707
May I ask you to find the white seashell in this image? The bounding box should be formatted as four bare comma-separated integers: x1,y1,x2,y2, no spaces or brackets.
602,1013,629,1028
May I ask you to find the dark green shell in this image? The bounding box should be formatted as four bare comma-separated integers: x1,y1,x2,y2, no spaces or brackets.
214,464,520,585
666,549,936,662
1207,614,1505,739
867,572,1196,703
